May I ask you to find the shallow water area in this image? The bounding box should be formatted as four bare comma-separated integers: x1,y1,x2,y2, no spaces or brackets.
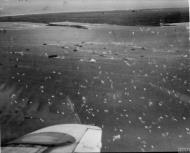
0,20,189,152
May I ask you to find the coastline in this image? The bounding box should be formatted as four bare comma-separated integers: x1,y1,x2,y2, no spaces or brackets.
0,7,188,26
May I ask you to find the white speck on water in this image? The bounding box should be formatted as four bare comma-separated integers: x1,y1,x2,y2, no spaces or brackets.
40,85,44,89
61,112,65,115
89,58,97,63
171,117,178,122
137,136,141,140
158,101,163,106
124,60,131,66
118,100,122,103
104,109,109,113
119,129,123,132
40,118,45,122
158,116,164,121
101,80,105,84
113,134,121,142
103,98,108,104
82,96,86,101
183,54,188,58
148,101,153,107
109,31,113,34
80,84,87,88
10,94,16,99
140,97,145,100
52,71,56,74
178,134,183,138
151,145,155,149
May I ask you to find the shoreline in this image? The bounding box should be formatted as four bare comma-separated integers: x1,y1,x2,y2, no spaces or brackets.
0,7,188,17
0,7,188,26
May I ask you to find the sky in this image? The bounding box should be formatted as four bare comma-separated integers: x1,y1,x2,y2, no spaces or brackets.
0,0,189,16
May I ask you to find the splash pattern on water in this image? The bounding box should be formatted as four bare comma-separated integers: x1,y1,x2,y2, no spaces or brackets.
0,22,189,151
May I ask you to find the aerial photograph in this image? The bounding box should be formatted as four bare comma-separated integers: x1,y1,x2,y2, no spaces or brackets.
0,0,189,152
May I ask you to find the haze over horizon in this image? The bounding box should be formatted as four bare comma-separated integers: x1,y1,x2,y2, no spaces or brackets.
0,0,189,16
